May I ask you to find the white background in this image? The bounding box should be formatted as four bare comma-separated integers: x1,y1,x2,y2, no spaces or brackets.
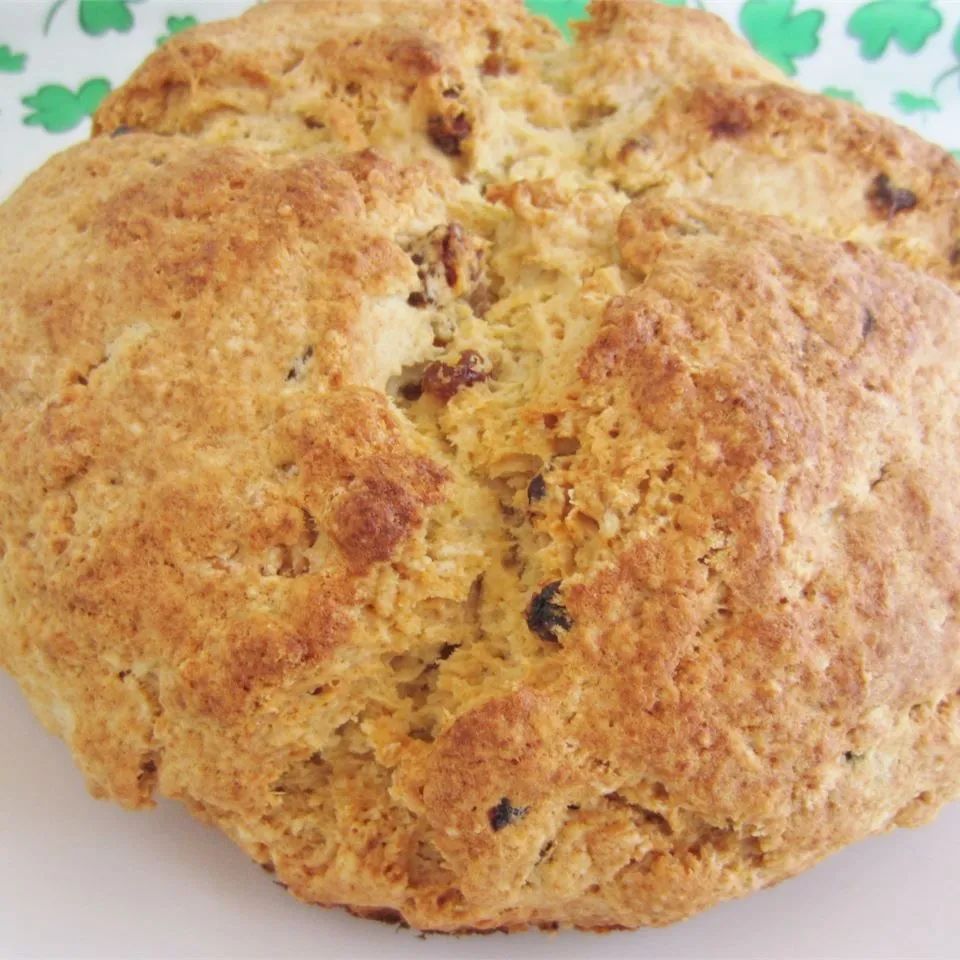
1,2,959,957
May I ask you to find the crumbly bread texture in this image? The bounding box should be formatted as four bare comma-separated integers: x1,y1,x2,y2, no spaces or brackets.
2,0,960,933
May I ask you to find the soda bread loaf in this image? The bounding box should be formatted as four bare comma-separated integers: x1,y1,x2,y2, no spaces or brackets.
1,0,958,932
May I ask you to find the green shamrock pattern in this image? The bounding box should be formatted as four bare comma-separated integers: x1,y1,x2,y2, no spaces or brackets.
893,90,940,113
822,87,861,104
156,14,197,46
524,0,588,39
739,0,825,76
847,0,942,59
78,0,141,35
22,78,111,133
0,44,26,72
1,0,956,180
45,0,143,36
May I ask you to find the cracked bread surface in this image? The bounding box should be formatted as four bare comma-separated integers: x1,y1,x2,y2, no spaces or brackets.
1,0,960,933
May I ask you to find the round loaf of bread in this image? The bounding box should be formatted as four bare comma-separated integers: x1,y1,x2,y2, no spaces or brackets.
1,0,959,932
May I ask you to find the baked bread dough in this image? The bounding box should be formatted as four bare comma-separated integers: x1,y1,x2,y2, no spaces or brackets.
1,0,959,932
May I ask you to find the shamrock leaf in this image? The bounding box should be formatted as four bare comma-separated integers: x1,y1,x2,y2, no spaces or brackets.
823,86,861,103
79,0,142,36
847,1,942,59
525,0,589,39
893,90,940,113
0,44,27,73
22,78,111,133
156,14,198,47
739,0,825,76
0,44,26,72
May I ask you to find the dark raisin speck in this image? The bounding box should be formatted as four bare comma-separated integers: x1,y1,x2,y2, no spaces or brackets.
286,345,314,381
862,308,876,337
527,474,546,503
400,381,423,402
843,751,865,763
489,796,528,831
407,291,428,308
867,174,918,219
428,112,472,156
526,580,573,642
950,242,960,267
421,350,489,402
441,223,465,287
110,125,134,138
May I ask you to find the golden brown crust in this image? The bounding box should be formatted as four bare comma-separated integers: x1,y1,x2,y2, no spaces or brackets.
90,0,960,288
591,80,960,286
2,0,960,935
92,0,567,179
567,0,782,119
